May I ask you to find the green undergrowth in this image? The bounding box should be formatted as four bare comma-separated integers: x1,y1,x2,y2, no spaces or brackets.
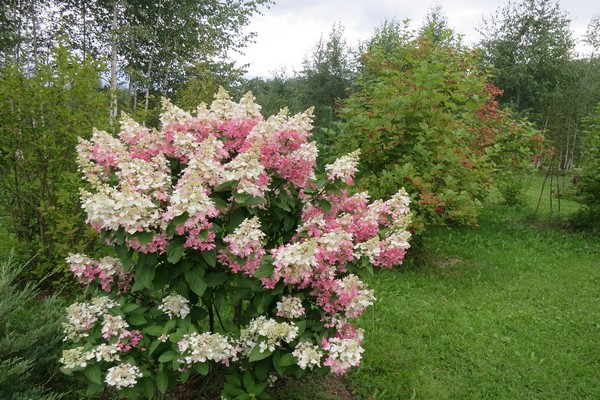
345,179,599,399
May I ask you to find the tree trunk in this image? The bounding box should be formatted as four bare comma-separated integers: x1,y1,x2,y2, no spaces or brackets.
109,2,118,128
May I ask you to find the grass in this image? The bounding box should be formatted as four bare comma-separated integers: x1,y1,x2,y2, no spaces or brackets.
344,173,600,399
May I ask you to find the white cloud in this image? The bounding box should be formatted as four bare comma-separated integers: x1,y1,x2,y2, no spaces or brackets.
234,0,599,78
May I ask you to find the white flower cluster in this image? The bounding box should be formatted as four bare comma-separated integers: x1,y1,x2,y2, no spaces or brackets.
80,185,160,234
59,347,93,369
224,216,265,256
117,154,171,197
317,229,353,254
240,316,299,354
353,236,381,264
63,298,114,341
105,362,143,389
101,315,129,340
161,97,193,127
275,296,305,319
339,275,376,318
272,239,317,285
210,88,262,120
292,342,323,370
92,344,121,362
177,332,236,365
325,150,361,184
323,335,365,375
385,189,412,227
222,146,267,197
158,294,191,319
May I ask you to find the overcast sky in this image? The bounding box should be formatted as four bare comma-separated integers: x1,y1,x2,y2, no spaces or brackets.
233,0,598,78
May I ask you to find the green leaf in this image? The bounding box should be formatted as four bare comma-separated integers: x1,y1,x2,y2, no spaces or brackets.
243,371,255,392
128,314,147,325
167,236,187,264
135,261,155,290
204,271,228,287
144,325,164,336
193,362,209,376
253,262,274,278
163,319,177,334
210,196,229,209
248,345,272,362
121,303,139,313
149,340,161,356
201,249,217,268
84,363,102,384
157,370,169,394
185,267,207,296
158,351,178,363
86,382,104,397
136,230,154,246
140,377,155,399
278,353,295,367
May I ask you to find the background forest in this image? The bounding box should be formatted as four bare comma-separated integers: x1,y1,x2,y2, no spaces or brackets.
0,0,599,399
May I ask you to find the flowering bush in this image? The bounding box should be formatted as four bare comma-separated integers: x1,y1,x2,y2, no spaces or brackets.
59,89,412,399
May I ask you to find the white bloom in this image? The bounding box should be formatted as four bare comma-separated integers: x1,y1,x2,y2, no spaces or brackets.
105,363,142,389
158,294,190,319
59,347,93,368
325,150,360,184
90,296,118,314
272,239,318,285
63,302,102,341
292,342,323,370
338,275,376,318
92,344,121,362
353,236,381,264
276,296,305,319
323,335,365,375
80,185,160,234
177,332,236,365
240,316,299,354
101,315,129,340
160,97,193,127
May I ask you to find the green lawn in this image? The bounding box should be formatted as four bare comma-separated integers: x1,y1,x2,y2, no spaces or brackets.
345,175,600,399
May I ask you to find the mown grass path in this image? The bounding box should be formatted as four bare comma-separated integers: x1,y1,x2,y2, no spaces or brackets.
347,201,600,399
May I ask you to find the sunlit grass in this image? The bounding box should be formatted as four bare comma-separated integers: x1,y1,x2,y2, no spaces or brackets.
345,176,600,399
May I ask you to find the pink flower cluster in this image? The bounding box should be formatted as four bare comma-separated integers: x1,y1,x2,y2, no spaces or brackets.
76,89,319,257
67,253,131,293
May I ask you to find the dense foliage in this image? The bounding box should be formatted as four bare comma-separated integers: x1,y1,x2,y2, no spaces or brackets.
572,101,600,232
0,45,108,279
59,91,412,398
333,21,539,229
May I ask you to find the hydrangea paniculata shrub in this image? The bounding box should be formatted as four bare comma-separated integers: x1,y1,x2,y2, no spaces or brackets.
59,89,412,399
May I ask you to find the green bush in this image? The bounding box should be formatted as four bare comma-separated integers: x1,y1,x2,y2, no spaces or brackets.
571,102,600,233
0,254,69,399
332,20,539,231
0,44,108,282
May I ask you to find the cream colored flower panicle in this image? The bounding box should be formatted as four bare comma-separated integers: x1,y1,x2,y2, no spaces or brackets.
236,91,262,118
210,86,235,117
292,342,323,370
105,363,143,389
159,294,190,319
161,97,193,127
325,150,360,184
59,347,93,368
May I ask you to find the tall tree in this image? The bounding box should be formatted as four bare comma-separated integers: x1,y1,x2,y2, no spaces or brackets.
299,22,355,130
478,0,574,121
